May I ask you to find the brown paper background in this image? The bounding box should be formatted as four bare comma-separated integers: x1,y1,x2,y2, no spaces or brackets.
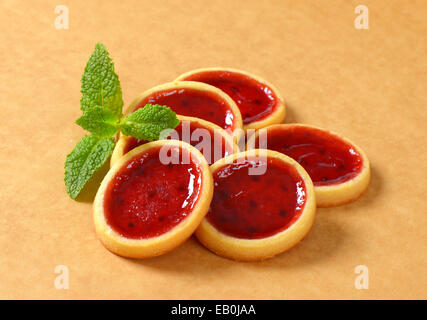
0,0,426,299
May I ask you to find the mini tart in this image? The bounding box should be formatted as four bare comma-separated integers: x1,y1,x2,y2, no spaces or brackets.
111,115,239,166
125,81,243,139
195,150,316,261
252,124,370,207
175,67,286,130
94,140,213,259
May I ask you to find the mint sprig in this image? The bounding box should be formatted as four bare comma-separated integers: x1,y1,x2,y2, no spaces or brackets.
119,104,180,141
65,136,115,199
65,43,179,199
76,106,120,138
80,43,123,118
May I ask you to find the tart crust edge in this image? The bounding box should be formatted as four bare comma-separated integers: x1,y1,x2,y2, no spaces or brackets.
93,140,214,259
195,149,316,261
175,67,286,131
253,123,371,207
124,80,244,139
110,115,240,166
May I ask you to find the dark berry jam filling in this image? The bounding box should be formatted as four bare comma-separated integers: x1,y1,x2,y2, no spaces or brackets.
104,146,202,239
207,156,306,239
182,70,279,124
256,126,363,186
123,120,234,164
136,88,236,133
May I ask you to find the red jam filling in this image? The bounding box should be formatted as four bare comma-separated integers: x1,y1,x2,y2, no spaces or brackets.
182,70,279,125
207,157,306,239
136,88,236,133
256,126,363,186
104,146,202,239
123,120,234,164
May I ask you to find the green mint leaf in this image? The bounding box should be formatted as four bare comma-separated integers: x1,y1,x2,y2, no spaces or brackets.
76,106,119,138
118,104,180,141
65,135,115,199
80,43,123,118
